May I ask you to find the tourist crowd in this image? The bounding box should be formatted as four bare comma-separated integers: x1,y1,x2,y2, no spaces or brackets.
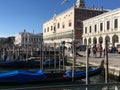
87,45,117,58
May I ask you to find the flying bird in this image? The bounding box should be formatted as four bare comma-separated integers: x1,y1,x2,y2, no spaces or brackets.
61,0,70,5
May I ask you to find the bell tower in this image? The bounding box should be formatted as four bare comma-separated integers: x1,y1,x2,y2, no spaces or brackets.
76,0,85,8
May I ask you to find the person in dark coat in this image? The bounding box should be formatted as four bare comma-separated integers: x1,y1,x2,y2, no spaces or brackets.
92,45,97,57
98,45,103,58
88,47,91,57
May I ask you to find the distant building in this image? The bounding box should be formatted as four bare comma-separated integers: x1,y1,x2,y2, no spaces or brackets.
0,36,15,54
0,36,15,45
43,0,107,48
14,30,43,48
83,8,120,48
0,38,6,42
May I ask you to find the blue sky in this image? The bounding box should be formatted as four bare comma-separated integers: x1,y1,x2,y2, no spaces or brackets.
0,0,119,37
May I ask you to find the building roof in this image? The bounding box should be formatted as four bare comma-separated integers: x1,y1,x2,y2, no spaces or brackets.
83,8,119,23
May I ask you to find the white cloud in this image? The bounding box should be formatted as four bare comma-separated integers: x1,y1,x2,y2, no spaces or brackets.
0,34,15,38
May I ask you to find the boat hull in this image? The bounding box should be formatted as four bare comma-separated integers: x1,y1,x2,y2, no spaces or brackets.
0,67,102,85
0,60,64,68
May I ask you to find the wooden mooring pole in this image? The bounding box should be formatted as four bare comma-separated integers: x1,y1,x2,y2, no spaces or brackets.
105,39,109,90
72,42,75,82
86,45,89,90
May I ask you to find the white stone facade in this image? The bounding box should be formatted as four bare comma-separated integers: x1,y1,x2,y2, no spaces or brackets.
14,31,43,48
43,0,107,48
83,8,120,48
43,7,75,48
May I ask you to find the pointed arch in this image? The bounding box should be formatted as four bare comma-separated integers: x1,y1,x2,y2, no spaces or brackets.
99,36,103,44
93,37,97,45
112,35,119,46
88,38,91,44
105,36,110,42
68,20,72,27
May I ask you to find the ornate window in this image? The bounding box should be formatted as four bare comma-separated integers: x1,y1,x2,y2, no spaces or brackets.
62,22,65,28
77,11,82,16
107,21,110,30
114,19,118,28
85,27,87,33
47,27,49,32
93,37,97,45
69,20,72,27
89,26,91,33
88,38,91,44
51,26,53,31
84,38,87,45
57,23,60,29
94,24,97,32
100,23,103,31
44,28,46,33
105,36,110,42
112,35,118,43
76,20,83,28
54,26,56,31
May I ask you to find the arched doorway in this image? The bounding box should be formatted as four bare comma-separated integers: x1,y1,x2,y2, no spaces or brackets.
105,36,110,49
112,35,119,46
99,36,103,45
84,38,87,45
93,37,97,45
88,38,91,45
105,36,110,43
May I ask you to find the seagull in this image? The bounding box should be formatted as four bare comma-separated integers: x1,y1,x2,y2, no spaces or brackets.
61,0,70,5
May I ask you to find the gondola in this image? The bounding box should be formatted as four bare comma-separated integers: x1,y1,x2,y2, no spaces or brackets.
0,60,40,68
0,66,102,85
0,59,64,68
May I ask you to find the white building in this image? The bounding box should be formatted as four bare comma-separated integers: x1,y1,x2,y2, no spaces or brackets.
14,30,43,48
83,8,120,48
43,0,107,48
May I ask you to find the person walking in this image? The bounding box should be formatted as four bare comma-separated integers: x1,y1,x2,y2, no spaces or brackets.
98,45,103,58
92,45,97,57
88,46,91,57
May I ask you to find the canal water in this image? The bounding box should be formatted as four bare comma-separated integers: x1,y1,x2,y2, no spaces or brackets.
0,67,119,90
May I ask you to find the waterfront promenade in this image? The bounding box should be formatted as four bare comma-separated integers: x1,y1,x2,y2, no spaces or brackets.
66,51,120,80
76,51,120,68
72,51,120,67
